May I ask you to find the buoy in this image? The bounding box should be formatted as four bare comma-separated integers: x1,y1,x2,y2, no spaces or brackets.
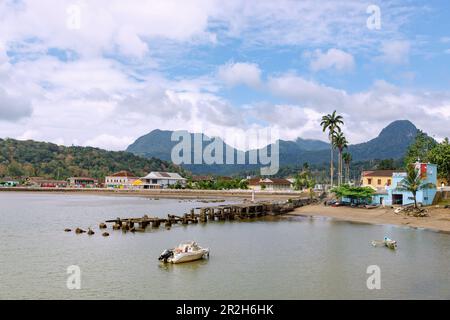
87,228,95,235
64,228,71,232
75,228,86,234
102,232,109,237
99,223,107,229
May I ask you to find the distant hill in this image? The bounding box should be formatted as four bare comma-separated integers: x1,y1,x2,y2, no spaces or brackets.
0,138,184,179
126,120,420,175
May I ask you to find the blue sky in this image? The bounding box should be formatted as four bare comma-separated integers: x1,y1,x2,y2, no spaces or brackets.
0,0,449,150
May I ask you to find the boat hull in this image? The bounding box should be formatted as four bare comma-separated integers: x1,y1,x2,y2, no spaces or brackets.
168,249,209,264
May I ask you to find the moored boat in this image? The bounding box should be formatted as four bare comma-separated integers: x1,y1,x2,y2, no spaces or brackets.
158,241,210,264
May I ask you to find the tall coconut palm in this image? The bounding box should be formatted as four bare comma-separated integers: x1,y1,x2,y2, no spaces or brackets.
342,152,352,184
333,131,348,186
396,166,435,208
320,111,344,187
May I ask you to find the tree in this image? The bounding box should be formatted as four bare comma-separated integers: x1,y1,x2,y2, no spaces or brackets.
396,166,435,208
330,184,375,204
305,176,316,200
404,130,437,166
320,111,344,187
428,137,450,184
332,131,348,186
342,152,352,184
6,162,24,177
377,158,395,170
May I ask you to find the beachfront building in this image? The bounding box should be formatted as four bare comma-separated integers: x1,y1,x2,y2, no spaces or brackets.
67,177,97,188
104,171,138,189
361,170,398,188
140,172,186,189
365,163,437,206
25,177,67,188
247,178,292,191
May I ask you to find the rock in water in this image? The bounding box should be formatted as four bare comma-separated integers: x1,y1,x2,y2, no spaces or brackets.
64,228,72,232
102,232,109,237
99,223,107,229
87,228,95,235
75,228,86,234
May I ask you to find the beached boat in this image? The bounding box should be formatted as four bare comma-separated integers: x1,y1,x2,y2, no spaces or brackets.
158,241,210,264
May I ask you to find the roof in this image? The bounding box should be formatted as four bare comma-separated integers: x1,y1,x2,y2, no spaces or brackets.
141,172,185,180
109,170,136,178
362,170,399,177
191,175,213,182
247,178,291,186
68,177,97,181
32,179,67,184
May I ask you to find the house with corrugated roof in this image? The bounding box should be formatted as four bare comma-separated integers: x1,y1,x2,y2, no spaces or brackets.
247,177,292,191
140,172,186,189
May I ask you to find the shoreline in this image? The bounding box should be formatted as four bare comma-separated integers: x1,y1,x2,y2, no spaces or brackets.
288,204,450,233
0,187,307,201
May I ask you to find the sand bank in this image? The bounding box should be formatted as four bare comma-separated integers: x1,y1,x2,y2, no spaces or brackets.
290,204,450,233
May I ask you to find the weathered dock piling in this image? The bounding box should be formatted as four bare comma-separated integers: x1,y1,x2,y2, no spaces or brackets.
102,198,314,234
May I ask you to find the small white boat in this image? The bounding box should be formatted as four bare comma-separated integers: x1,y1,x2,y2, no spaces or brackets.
371,236,397,250
158,241,210,264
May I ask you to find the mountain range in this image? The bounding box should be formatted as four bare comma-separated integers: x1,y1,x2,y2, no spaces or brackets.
126,120,419,175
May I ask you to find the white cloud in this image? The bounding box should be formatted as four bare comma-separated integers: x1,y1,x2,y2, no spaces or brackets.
217,62,262,88
266,74,450,142
115,26,149,58
0,88,32,122
83,134,135,151
377,40,411,64
0,0,447,151
307,48,355,72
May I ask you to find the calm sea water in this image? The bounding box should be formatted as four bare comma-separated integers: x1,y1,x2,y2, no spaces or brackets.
0,192,449,299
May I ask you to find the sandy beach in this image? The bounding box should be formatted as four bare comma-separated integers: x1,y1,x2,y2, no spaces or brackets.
290,204,450,233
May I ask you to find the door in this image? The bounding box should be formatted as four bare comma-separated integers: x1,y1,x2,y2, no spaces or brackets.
392,194,403,205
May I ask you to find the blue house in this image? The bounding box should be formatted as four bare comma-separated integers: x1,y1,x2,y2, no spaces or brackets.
371,163,437,206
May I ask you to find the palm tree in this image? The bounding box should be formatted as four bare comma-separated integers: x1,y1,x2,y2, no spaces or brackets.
396,166,435,208
320,111,344,187
342,152,352,184
333,132,348,186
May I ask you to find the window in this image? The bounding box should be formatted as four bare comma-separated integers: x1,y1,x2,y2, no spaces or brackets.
367,178,372,184
387,179,391,186
377,179,381,185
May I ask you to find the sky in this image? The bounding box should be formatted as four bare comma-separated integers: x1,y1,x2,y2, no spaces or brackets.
0,0,449,151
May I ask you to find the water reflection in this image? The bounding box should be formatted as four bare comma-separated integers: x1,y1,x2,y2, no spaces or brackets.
158,259,210,273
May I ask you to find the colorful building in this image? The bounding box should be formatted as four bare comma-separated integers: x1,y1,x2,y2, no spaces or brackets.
361,170,399,188
368,163,437,206
67,177,97,188
105,171,138,189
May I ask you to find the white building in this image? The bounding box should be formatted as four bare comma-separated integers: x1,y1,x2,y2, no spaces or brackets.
105,171,138,189
247,178,292,191
141,172,186,189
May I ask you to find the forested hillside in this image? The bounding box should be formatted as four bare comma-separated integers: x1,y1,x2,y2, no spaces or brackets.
0,138,185,179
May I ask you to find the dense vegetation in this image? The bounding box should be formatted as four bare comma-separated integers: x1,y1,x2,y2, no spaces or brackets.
170,178,248,190
405,133,450,183
330,185,375,203
0,138,185,180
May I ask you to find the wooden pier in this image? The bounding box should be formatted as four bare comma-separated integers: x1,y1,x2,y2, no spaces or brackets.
102,198,314,233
